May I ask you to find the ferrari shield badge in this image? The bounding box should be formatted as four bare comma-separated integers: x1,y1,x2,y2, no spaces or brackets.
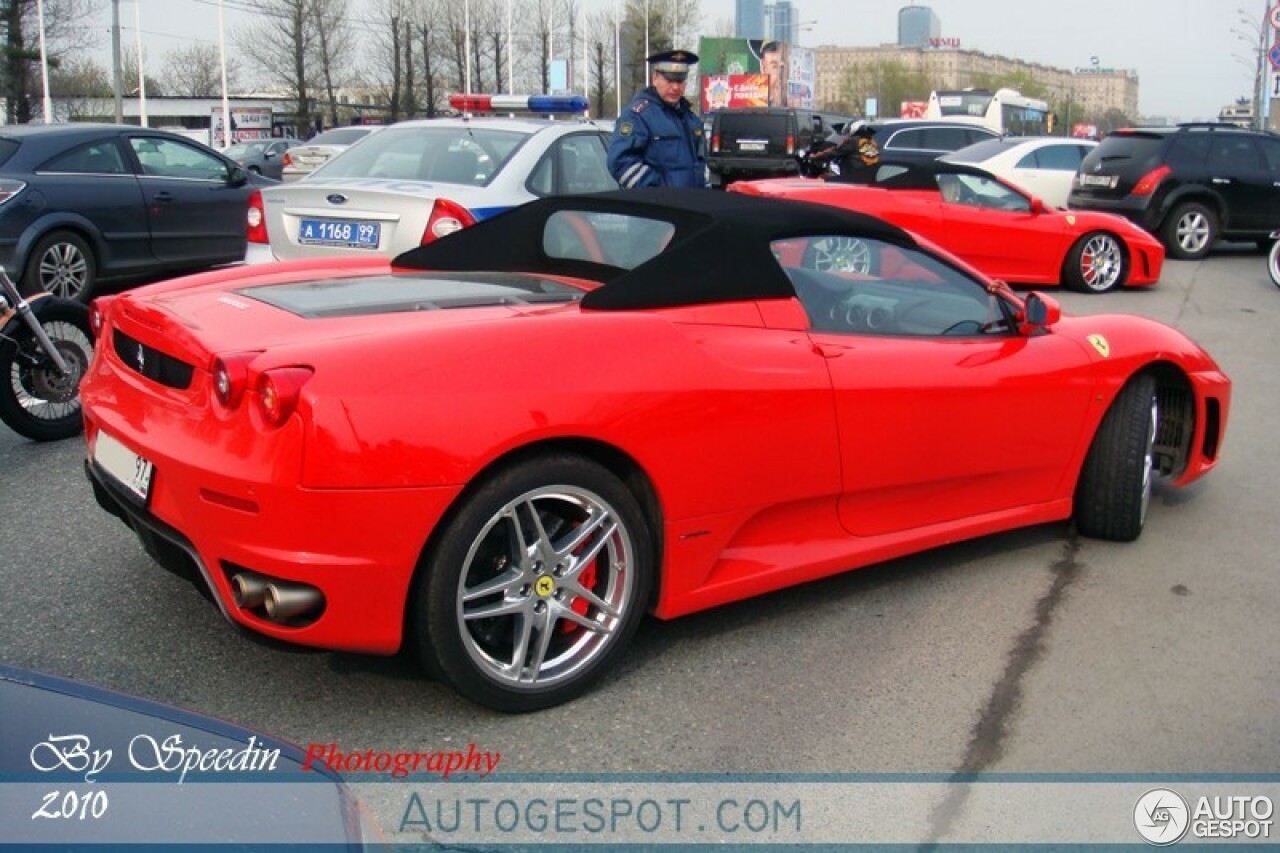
1066,215,1076,226
1087,334,1110,358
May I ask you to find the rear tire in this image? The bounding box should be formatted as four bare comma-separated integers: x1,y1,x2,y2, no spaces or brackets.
1161,202,1216,260
1074,375,1158,542
23,230,98,303
413,454,652,712
1268,240,1280,289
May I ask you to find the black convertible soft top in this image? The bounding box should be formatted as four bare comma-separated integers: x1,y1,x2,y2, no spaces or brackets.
393,188,916,311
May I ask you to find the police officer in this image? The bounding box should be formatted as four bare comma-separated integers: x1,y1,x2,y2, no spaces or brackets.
608,50,707,189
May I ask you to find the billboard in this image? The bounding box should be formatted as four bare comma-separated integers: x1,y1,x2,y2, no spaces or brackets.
210,107,273,145
698,37,793,111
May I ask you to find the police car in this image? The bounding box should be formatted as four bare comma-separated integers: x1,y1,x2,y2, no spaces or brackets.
249,96,617,262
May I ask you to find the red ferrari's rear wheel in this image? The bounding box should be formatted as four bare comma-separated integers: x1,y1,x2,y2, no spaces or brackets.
1064,231,1126,293
414,454,652,712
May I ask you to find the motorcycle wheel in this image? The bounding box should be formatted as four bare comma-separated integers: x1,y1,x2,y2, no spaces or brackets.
1269,240,1280,290
0,300,95,441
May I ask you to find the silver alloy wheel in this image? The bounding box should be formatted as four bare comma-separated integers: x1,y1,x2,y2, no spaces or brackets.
1139,396,1158,526
37,241,90,300
810,237,872,273
455,484,635,689
9,320,92,422
1080,233,1123,291
1174,210,1211,256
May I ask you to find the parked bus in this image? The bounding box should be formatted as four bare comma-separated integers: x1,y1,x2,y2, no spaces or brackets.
925,88,1049,136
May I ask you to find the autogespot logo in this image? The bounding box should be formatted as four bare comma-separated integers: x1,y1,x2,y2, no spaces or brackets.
1134,788,1191,845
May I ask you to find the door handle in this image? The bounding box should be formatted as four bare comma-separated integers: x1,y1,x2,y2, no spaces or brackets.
152,191,174,202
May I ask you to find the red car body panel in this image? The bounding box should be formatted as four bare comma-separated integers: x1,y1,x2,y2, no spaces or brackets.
732,176,1166,287
81,192,1228,660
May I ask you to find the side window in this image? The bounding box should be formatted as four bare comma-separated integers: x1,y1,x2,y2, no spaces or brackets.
1014,150,1041,169
1258,137,1280,173
937,172,1030,212
42,141,128,174
1166,135,1211,170
1207,136,1263,173
559,134,617,194
130,138,229,181
771,235,1010,337
885,129,927,150
923,126,974,152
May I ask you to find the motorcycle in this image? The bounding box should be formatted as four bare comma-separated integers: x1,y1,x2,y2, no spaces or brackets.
0,267,95,441
1269,231,1280,289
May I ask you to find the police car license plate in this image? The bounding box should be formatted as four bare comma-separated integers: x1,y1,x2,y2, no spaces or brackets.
93,429,154,503
298,219,381,248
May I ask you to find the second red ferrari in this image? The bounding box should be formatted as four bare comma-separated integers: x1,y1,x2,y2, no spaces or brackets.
731,160,1165,293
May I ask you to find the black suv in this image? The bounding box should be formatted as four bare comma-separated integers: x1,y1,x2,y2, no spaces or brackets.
1067,123,1280,259
708,108,833,188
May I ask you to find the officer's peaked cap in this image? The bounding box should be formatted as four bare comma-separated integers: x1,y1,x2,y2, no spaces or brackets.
648,50,699,81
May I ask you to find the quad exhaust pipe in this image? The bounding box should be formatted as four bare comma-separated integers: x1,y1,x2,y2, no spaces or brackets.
231,572,324,622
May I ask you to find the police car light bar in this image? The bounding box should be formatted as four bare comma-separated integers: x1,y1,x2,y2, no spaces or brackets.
448,94,589,114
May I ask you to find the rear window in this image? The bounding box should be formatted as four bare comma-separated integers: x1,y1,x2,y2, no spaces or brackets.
1081,133,1165,177
311,126,528,186
717,114,791,143
240,272,582,318
944,138,1011,163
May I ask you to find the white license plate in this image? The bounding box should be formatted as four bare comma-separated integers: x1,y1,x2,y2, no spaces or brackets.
94,430,154,502
738,141,767,152
1080,174,1117,188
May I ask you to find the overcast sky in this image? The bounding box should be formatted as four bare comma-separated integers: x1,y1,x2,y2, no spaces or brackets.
90,0,1258,120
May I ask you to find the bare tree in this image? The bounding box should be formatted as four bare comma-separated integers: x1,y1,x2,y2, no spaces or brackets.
162,43,240,98
119,45,165,98
1,0,102,123
235,0,316,137
415,0,444,116
312,0,353,127
586,9,617,117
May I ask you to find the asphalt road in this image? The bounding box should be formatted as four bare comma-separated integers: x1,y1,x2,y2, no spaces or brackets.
1,247,1276,783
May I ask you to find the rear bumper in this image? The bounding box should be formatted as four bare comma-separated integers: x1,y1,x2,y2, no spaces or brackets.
83,410,462,655
1068,194,1161,233
708,158,801,183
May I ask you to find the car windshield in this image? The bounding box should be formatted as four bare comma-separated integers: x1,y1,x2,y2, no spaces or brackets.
312,125,529,187
308,128,373,146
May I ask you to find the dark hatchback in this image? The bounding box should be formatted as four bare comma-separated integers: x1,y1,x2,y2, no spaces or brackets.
1067,123,1280,259
0,123,271,302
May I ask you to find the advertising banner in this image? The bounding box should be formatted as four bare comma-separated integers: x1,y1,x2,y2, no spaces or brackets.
788,46,815,110
210,107,273,145
698,37,789,111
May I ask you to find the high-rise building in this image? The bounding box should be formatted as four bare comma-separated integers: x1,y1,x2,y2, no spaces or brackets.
765,0,796,43
898,5,940,48
736,0,765,39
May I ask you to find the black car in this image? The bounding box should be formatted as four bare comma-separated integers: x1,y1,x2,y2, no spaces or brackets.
855,119,1001,165
1067,122,1280,260
0,123,271,302
707,107,835,187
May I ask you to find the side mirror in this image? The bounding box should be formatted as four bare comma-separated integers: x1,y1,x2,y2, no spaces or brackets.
228,166,249,188
1029,196,1046,214
1020,291,1061,334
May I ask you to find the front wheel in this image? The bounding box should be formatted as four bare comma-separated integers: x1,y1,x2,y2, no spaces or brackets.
414,454,653,712
1064,231,1127,293
0,300,95,441
23,231,98,302
1268,240,1280,289
1074,375,1158,542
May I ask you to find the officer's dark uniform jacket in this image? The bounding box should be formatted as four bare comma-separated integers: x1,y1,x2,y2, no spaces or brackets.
608,88,706,189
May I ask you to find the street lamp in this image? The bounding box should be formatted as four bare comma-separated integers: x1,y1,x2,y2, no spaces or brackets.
784,19,817,46
1238,7,1268,130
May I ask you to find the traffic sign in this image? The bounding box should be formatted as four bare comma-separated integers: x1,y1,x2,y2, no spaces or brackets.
1270,42,1280,70
1270,4,1280,29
